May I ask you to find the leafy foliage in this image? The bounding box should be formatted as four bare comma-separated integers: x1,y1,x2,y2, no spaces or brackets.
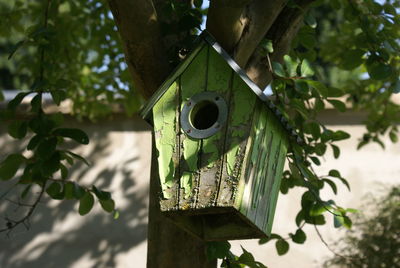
0,0,399,266
324,186,400,268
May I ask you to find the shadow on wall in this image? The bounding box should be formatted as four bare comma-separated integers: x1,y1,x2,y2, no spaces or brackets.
0,115,152,268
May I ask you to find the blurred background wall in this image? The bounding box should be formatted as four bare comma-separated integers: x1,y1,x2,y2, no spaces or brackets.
0,108,398,268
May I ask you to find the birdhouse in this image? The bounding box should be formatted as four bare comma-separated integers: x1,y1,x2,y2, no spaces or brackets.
141,31,300,241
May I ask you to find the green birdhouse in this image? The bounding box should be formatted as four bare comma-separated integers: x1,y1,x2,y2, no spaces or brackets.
141,32,300,241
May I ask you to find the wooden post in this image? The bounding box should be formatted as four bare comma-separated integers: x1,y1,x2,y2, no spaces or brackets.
147,133,217,268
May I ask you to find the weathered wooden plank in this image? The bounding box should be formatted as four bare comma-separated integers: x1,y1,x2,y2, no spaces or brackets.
238,101,262,216
217,73,257,207
247,109,270,224
254,110,281,229
152,82,180,210
179,46,208,209
195,46,232,208
264,130,288,234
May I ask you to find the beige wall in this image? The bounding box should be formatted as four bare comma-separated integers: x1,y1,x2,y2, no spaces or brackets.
0,112,398,268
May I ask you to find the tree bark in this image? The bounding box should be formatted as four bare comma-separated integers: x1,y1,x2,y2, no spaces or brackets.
107,0,171,99
107,1,315,267
147,133,217,268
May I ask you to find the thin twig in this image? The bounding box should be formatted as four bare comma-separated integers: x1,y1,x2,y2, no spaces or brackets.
313,223,364,263
0,183,46,234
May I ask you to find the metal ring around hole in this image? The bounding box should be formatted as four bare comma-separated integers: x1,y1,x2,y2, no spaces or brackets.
181,92,228,139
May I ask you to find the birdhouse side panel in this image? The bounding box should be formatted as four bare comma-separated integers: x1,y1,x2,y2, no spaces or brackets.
253,110,287,230
195,46,234,208
152,82,180,210
178,45,208,209
217,74,258,207
238,105,289,234
236,103,263,215
264,136,288,234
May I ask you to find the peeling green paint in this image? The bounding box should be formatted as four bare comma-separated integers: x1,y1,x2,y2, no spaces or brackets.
231,75,256,126
226,143,240,176
180,171,193,199
153,82,178,198
179,46,208,201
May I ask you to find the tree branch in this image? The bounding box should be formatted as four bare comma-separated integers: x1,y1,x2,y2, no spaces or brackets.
246,0,316,88
107,0,171,99
206,0,251,53
234,0,287,67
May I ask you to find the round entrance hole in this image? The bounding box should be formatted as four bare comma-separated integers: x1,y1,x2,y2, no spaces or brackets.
180,91,228,139
190,101,219,130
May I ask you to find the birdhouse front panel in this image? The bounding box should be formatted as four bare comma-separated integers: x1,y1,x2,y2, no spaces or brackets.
145,33,295,240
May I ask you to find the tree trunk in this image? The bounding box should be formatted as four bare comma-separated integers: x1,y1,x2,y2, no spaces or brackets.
147,133,217,268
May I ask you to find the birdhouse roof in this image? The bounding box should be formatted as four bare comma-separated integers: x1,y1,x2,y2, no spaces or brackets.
140,31,302,144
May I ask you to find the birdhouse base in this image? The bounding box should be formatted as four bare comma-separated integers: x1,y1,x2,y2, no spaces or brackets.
164,207,268,241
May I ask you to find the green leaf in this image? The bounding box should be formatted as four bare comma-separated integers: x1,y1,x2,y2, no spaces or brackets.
73,183,86,199
79,191,94,215
8,120,28,139
310,156,321,166
206,241,231,260
0,154,26,181
327,99,346,112
305,122,320,139
283,55,298,77
275,239,289,255
328,169,341,178
332,130,350,141
340,49,365,70
272,61,286,77
310,203,326,216
295,210,305,227
368,62,393,80
194,0,203,8
304,13,317,28
331,144,340,158
323,178,338,194
64,182,74,199
65,151,90,166
238,246,256,266
53,128,89,144
343,215,352,229
305,80,328,97
37,137,58,159
50,90,67,105
389,131,398,143
314,143,327,156
300,59,314,77
27,135,43,150
100,199,115,213
7,92,31,111
391,79,400,94
40,151,61,177
92,185,111,200
295,80,309,94
60,164,68,180
49,113,64,128
46,182,64,199
28,116,56,135
292,229,307,244
113,210,120,219
8,40,26,60
260,39,274,54
333,215,342,228
308,215,326,225
31,94,42,113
